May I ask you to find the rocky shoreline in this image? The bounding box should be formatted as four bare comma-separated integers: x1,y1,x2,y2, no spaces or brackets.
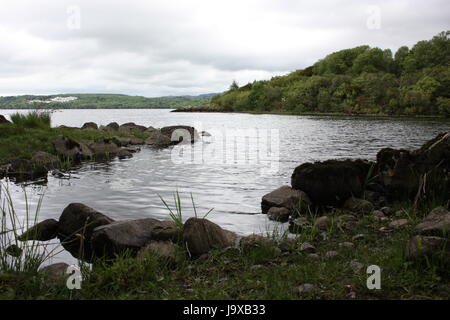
15,129,449,275
0,117,199,182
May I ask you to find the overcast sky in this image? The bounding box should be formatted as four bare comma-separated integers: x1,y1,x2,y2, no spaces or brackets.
0,0,449,97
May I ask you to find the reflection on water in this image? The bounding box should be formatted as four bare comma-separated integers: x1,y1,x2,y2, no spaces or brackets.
1,109,448,264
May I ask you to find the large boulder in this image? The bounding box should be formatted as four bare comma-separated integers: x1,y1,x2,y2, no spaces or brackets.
261,186,311,215
415,207,450,237
81,122,98,130
18,219,59,241
91,219,178,260
160,126,199,143
57,203,114,262
182,218,236,256
53,136,93,161
377,131,450,201
112,136,145,147
101,122,120,132
137,240,176,261
267,207,290,222
291,159,373,207
0,115,10,124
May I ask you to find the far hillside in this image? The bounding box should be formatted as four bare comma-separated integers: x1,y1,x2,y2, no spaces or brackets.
211,31,450,117
0,93,216,109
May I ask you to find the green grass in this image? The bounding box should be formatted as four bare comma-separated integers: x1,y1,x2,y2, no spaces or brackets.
9,111,51,129
0,195,448,300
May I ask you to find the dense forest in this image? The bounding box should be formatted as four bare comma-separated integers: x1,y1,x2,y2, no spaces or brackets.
211,31,450,117
0,93,214,109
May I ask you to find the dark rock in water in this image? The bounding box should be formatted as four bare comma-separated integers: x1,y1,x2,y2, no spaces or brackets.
267,207,290,222
343,197,374,215
0,115,11,124
81,122,98,130
91,219,178,260
88,139,121,160
183,218,236,257
53,136,93,161
6,158,48,180
31,151,59,171
145,131,173,148
261,186,311,215
415,207,450,237
5,244,22,257
119,122,147,132
18,219,59,241
123,146,140,153
117,148,133,159
291,159,373,207
57,203,114,262
377,130,450,201
406,235,450,261
39,263,70,282
160,125,199,143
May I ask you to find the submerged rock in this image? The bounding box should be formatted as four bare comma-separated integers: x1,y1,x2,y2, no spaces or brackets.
57,203,114,262
87,139,121,160
291,159,373,207
18,219,59,241
91,218,178,259
183,218,236,257
160,125,199,144
53,136,93,161
145,131,173,148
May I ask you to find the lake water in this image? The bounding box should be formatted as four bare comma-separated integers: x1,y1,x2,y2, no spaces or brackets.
1,109,448,265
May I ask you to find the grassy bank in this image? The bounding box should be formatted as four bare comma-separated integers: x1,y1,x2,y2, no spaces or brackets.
0,112,151,165
0,197,448,300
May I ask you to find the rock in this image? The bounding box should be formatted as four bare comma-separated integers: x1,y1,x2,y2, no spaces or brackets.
183,218,236,256
307,253,320,260
18,219,59,241
123,146,141,153
137,240,176,261
39,263,70,282
377,131,450,201
389,219,409,229
339,242,354,249
6,158,48,180
343,197,374,215
119,122,147,132
0,115,11,124
278,238,298,252
160,125,199,143
415,207,450,237
91,219,178,260
103,122,119,132
5,244,22,257
406,235,450,261
380,207,393,216
267,207,290,222
261,186,311,215
315,216,330,230
298,283,320,293
88,139,121,160
81,122,98,130
53,136,93,161
291,159,373,206
57,203,115,262
325,250,338,259
145,131,173,148
117,148,133,159
300,242,316,253
31,151,59,170
352,234,365,241
288,216,310,234
372,210,385,220
349,260,365,272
